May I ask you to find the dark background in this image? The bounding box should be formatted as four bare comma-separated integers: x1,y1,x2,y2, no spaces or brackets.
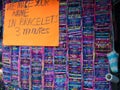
0,0,120,89
110,0,120,90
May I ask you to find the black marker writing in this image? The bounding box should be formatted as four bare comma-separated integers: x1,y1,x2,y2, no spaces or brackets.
12,9,29,17
15,27,20,36
23,27,49,35
19,15,58,26
17,0,50,8
36,0,49,6
8,19,16,27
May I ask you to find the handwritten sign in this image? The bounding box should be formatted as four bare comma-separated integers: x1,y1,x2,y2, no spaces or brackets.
3,0,59,46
